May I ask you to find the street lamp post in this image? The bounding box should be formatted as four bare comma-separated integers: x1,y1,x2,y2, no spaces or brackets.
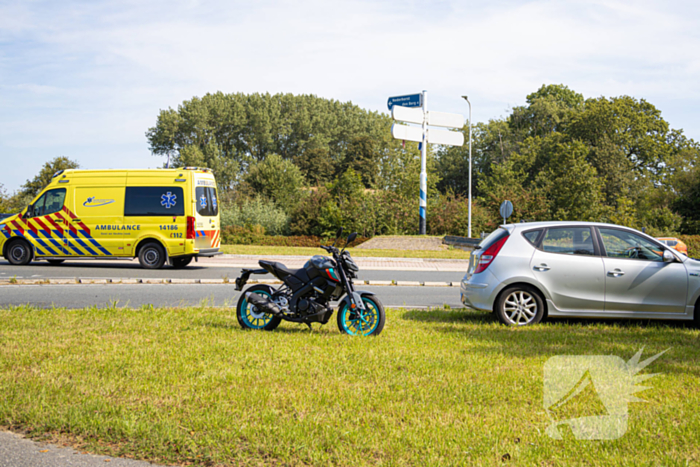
461,96,472,238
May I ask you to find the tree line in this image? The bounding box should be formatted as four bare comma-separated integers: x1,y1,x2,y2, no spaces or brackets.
4,87,700,239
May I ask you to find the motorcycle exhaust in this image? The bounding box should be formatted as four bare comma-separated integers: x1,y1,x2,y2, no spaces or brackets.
245,292,282,316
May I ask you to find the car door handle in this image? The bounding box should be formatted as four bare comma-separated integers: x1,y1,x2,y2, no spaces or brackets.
534,264,550,271
608,269,625,277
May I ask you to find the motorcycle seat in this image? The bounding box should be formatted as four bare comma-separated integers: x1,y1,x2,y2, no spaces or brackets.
259,260,296,279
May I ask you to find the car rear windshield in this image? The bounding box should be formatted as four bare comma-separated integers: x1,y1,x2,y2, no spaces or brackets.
195,187,218,217
478,228,509,250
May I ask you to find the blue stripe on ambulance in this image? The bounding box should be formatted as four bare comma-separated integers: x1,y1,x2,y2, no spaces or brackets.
65,240,86,255
81,230,111,256
26,231,59,256
47,236,64,252
68,231,99,256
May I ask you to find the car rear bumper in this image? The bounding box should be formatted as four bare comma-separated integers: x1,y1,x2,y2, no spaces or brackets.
460,269,502,312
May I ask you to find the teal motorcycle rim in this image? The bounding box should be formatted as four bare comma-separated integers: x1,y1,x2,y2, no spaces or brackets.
240,290,274,329
340,297,380,336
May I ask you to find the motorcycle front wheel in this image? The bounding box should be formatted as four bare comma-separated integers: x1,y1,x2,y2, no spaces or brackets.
337,294,386,336
236,285,282,331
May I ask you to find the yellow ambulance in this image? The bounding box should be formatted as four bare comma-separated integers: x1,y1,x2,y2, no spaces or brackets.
0,168,221,269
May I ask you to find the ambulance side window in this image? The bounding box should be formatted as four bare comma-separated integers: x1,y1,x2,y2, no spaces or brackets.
124,187,185,216
31,189,66,217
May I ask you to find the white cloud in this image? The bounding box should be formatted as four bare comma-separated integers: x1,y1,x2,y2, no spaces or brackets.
1,0,699,191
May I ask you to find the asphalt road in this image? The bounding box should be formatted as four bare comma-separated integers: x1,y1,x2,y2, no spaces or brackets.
0,431,160,467
0,260,465,283
0,284,463,309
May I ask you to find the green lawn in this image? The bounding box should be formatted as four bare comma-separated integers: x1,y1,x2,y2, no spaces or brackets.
0,305,698,466
220,244,472,259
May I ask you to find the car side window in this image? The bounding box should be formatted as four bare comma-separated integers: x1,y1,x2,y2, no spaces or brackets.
522,229,542,246
31,188,66,217
541,227,595,256
599,228,663,262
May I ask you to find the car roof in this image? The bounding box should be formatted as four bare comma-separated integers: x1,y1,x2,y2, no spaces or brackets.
504,221,629,230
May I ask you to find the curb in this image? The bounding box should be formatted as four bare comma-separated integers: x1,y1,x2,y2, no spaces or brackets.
0,278,461,288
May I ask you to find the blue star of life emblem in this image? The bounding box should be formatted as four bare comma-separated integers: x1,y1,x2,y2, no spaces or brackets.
200,194,207,209
161,192,177,209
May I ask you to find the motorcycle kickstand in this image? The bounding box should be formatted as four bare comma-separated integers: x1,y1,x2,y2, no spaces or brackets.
305,323,313,331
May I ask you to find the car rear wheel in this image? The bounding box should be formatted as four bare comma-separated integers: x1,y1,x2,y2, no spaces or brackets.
138,242,166,269
7,239,32,265
495,285,545,326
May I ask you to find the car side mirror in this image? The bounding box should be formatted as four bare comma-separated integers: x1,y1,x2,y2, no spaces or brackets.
663,250,675,262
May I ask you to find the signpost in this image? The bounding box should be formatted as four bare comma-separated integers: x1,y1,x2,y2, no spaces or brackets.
387,93,422,111
389,91,465,234
500,200,513,225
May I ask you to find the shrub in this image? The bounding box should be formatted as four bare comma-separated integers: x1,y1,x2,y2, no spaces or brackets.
220,198,289,235
220,226,367,247
678,235,700,258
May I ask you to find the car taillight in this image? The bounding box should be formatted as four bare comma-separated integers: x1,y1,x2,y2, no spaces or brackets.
473,235,509,274
186,216,196,239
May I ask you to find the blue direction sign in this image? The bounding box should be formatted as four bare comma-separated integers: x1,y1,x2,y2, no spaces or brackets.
387,93,422,111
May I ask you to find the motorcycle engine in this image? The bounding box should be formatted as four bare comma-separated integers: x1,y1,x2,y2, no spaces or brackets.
298,297,330,316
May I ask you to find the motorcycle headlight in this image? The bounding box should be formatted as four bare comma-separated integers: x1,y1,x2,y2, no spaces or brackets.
342,255,358,272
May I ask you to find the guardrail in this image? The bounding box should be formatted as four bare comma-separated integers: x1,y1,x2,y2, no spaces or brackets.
443,236,480,250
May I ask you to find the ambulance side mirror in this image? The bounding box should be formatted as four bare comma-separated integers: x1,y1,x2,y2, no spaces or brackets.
24,205,33,218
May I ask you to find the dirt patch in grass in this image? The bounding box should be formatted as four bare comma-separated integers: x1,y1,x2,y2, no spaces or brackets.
355,236,448,251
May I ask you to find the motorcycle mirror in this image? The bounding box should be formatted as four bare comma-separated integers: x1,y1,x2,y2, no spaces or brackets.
341,232,358,254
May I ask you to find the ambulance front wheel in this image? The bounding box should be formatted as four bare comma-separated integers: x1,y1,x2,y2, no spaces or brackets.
6,239,32,266
138,242,166,269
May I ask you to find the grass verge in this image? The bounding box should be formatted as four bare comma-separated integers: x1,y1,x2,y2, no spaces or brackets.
0,305,698,466
220,244,471,259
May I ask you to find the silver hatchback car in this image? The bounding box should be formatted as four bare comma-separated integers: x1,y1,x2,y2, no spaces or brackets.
460,221,700,326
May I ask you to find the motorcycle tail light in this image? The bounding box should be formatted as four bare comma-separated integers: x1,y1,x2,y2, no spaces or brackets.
473,235,508,274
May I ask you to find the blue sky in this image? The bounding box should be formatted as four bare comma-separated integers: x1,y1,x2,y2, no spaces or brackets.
1,0,699,192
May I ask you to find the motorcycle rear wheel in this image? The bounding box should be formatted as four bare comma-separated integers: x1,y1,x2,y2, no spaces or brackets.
236,285,282,331
337,294,385,336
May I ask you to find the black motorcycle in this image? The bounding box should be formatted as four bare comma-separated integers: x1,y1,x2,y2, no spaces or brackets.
234,230,385,336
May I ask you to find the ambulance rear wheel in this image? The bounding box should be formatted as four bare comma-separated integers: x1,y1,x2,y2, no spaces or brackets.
7,240,32,266
138,242,166,269
171,256,193,269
